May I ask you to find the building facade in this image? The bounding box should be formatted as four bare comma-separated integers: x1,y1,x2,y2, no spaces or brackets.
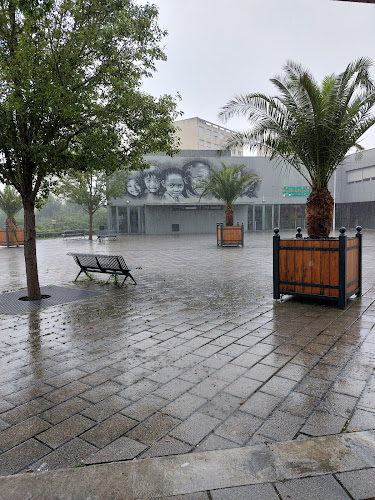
173,117,243,157
108,147,375,235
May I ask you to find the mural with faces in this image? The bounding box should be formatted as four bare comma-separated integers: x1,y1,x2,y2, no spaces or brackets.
125,160,261,202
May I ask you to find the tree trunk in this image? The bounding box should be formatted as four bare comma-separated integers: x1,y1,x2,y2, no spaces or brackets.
225,207,234,226
23,199,41,300
89,209,93,240
306,187,334,239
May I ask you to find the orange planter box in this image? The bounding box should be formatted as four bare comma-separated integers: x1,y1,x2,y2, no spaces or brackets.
273,227,362,309
0,228,24,246
217,223,244,247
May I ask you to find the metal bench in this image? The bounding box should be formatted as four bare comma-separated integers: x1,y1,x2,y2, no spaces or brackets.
62,229,85,239
68,253,140,286
95,229,117,240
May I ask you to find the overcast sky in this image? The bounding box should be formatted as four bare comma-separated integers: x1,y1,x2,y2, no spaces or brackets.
138,0,375,153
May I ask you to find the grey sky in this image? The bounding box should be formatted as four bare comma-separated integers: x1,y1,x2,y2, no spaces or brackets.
139,0,375,151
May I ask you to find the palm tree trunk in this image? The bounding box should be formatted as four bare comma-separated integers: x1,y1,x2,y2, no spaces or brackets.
306,187,334,239
23,199,41,300
225,207,234,226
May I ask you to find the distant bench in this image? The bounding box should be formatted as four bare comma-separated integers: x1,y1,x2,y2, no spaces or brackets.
62,229,85,239
68,253,140,286
95,229,117,240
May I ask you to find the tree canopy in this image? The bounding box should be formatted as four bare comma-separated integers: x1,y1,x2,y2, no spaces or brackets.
0,0,181,298
219,58,375,237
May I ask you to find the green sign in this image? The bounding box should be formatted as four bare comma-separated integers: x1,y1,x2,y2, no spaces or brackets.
282,186,311,197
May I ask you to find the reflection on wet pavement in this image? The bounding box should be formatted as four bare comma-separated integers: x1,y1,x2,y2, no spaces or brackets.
0,231,375,475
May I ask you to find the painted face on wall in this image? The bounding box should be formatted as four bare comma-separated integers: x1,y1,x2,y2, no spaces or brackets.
163,173,185,199
144,174,161,193
188,163,209,194
126,178,141,197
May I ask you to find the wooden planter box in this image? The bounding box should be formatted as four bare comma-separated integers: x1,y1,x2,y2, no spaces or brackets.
273,226,362,309
0,228,24,247
217,223,244,247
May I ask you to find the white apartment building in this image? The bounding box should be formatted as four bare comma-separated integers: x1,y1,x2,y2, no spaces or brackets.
174,117,243,157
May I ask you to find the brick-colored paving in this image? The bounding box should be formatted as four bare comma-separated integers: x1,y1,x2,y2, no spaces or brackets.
0,231,375,495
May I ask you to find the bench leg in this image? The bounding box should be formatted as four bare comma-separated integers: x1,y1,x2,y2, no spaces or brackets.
121,273,137,286
74,269,83,281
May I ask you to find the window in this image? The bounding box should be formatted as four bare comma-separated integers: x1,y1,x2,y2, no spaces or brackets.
199,139,204,147
199,126,204,135
347,169,363,183
362,165,375,180
206,129,211,136
206,141,211,148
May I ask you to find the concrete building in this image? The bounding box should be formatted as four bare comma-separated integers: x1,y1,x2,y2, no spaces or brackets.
173,117,243,157
108,147,375,235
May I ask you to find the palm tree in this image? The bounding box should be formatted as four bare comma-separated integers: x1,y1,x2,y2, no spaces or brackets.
219,58,375,238
198,162,258,226
0,186,22,226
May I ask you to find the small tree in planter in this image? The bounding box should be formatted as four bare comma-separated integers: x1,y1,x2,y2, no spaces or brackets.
197,162,258,247
198,162,257,226
0,186,23,246
219,58,375,306
219,58,375,238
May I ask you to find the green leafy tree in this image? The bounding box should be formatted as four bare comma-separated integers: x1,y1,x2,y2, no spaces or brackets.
0,0,180,299
0,185,22,225
219,58,375,238
60,170,125,240
198,163,258,226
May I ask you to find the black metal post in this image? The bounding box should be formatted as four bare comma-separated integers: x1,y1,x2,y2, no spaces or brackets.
296,227,302,238
241,223,244,247
356,226,362,297
338,227,347,309
273,228,280,299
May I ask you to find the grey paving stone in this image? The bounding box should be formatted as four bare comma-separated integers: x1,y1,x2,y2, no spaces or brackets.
335,468,375,499
213,364,248,383
199,392,243,420
276,363,310,381
261,376,297,397
332,377,367,398
81,395,131,422
172,354,205,369
347,408,375,431
295,376,332,398
118,379,160,401
81,414,137,448
309,362,343,381
44,381,91,404
240,391,282,418
317,392,358,418
0,400,14,414
300,410,347,437
153,378,195,401
190,377,229,399
169,412,221,446
275,474,350,499
45,368,88,388
0,438,51,475
224,377,262,399
40,397,91,425
199,354,233,370
256,410,305,441
195,433,239,452
214,410,263,445
243,363,279,382
112,366,153,386
278,391,319,417
79,380,123,403
0,397,54,425
211,483,279,499
162,493,209,500
146,366,183,384
139,435,192,458
31,438,98,471
0,416,51,450
179,365,216,383
78,367,121,386
163,393,207,420
231,352,263,369
126,412,180,445
121,395,168,421
84,436,147,464
36,414,95,449
219,344,249,357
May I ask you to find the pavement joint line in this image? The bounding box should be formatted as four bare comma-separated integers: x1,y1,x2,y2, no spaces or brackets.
0,430,374,499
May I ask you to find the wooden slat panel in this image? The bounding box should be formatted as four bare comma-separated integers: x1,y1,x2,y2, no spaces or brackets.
286,240,296,293
320,240,330,296
294,243,304,294
310,243,322,295
302,240,312,294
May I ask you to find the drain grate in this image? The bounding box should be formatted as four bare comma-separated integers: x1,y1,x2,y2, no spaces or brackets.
0,285,104,315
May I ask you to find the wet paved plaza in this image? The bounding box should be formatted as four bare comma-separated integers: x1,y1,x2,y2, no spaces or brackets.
0,230,375,498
